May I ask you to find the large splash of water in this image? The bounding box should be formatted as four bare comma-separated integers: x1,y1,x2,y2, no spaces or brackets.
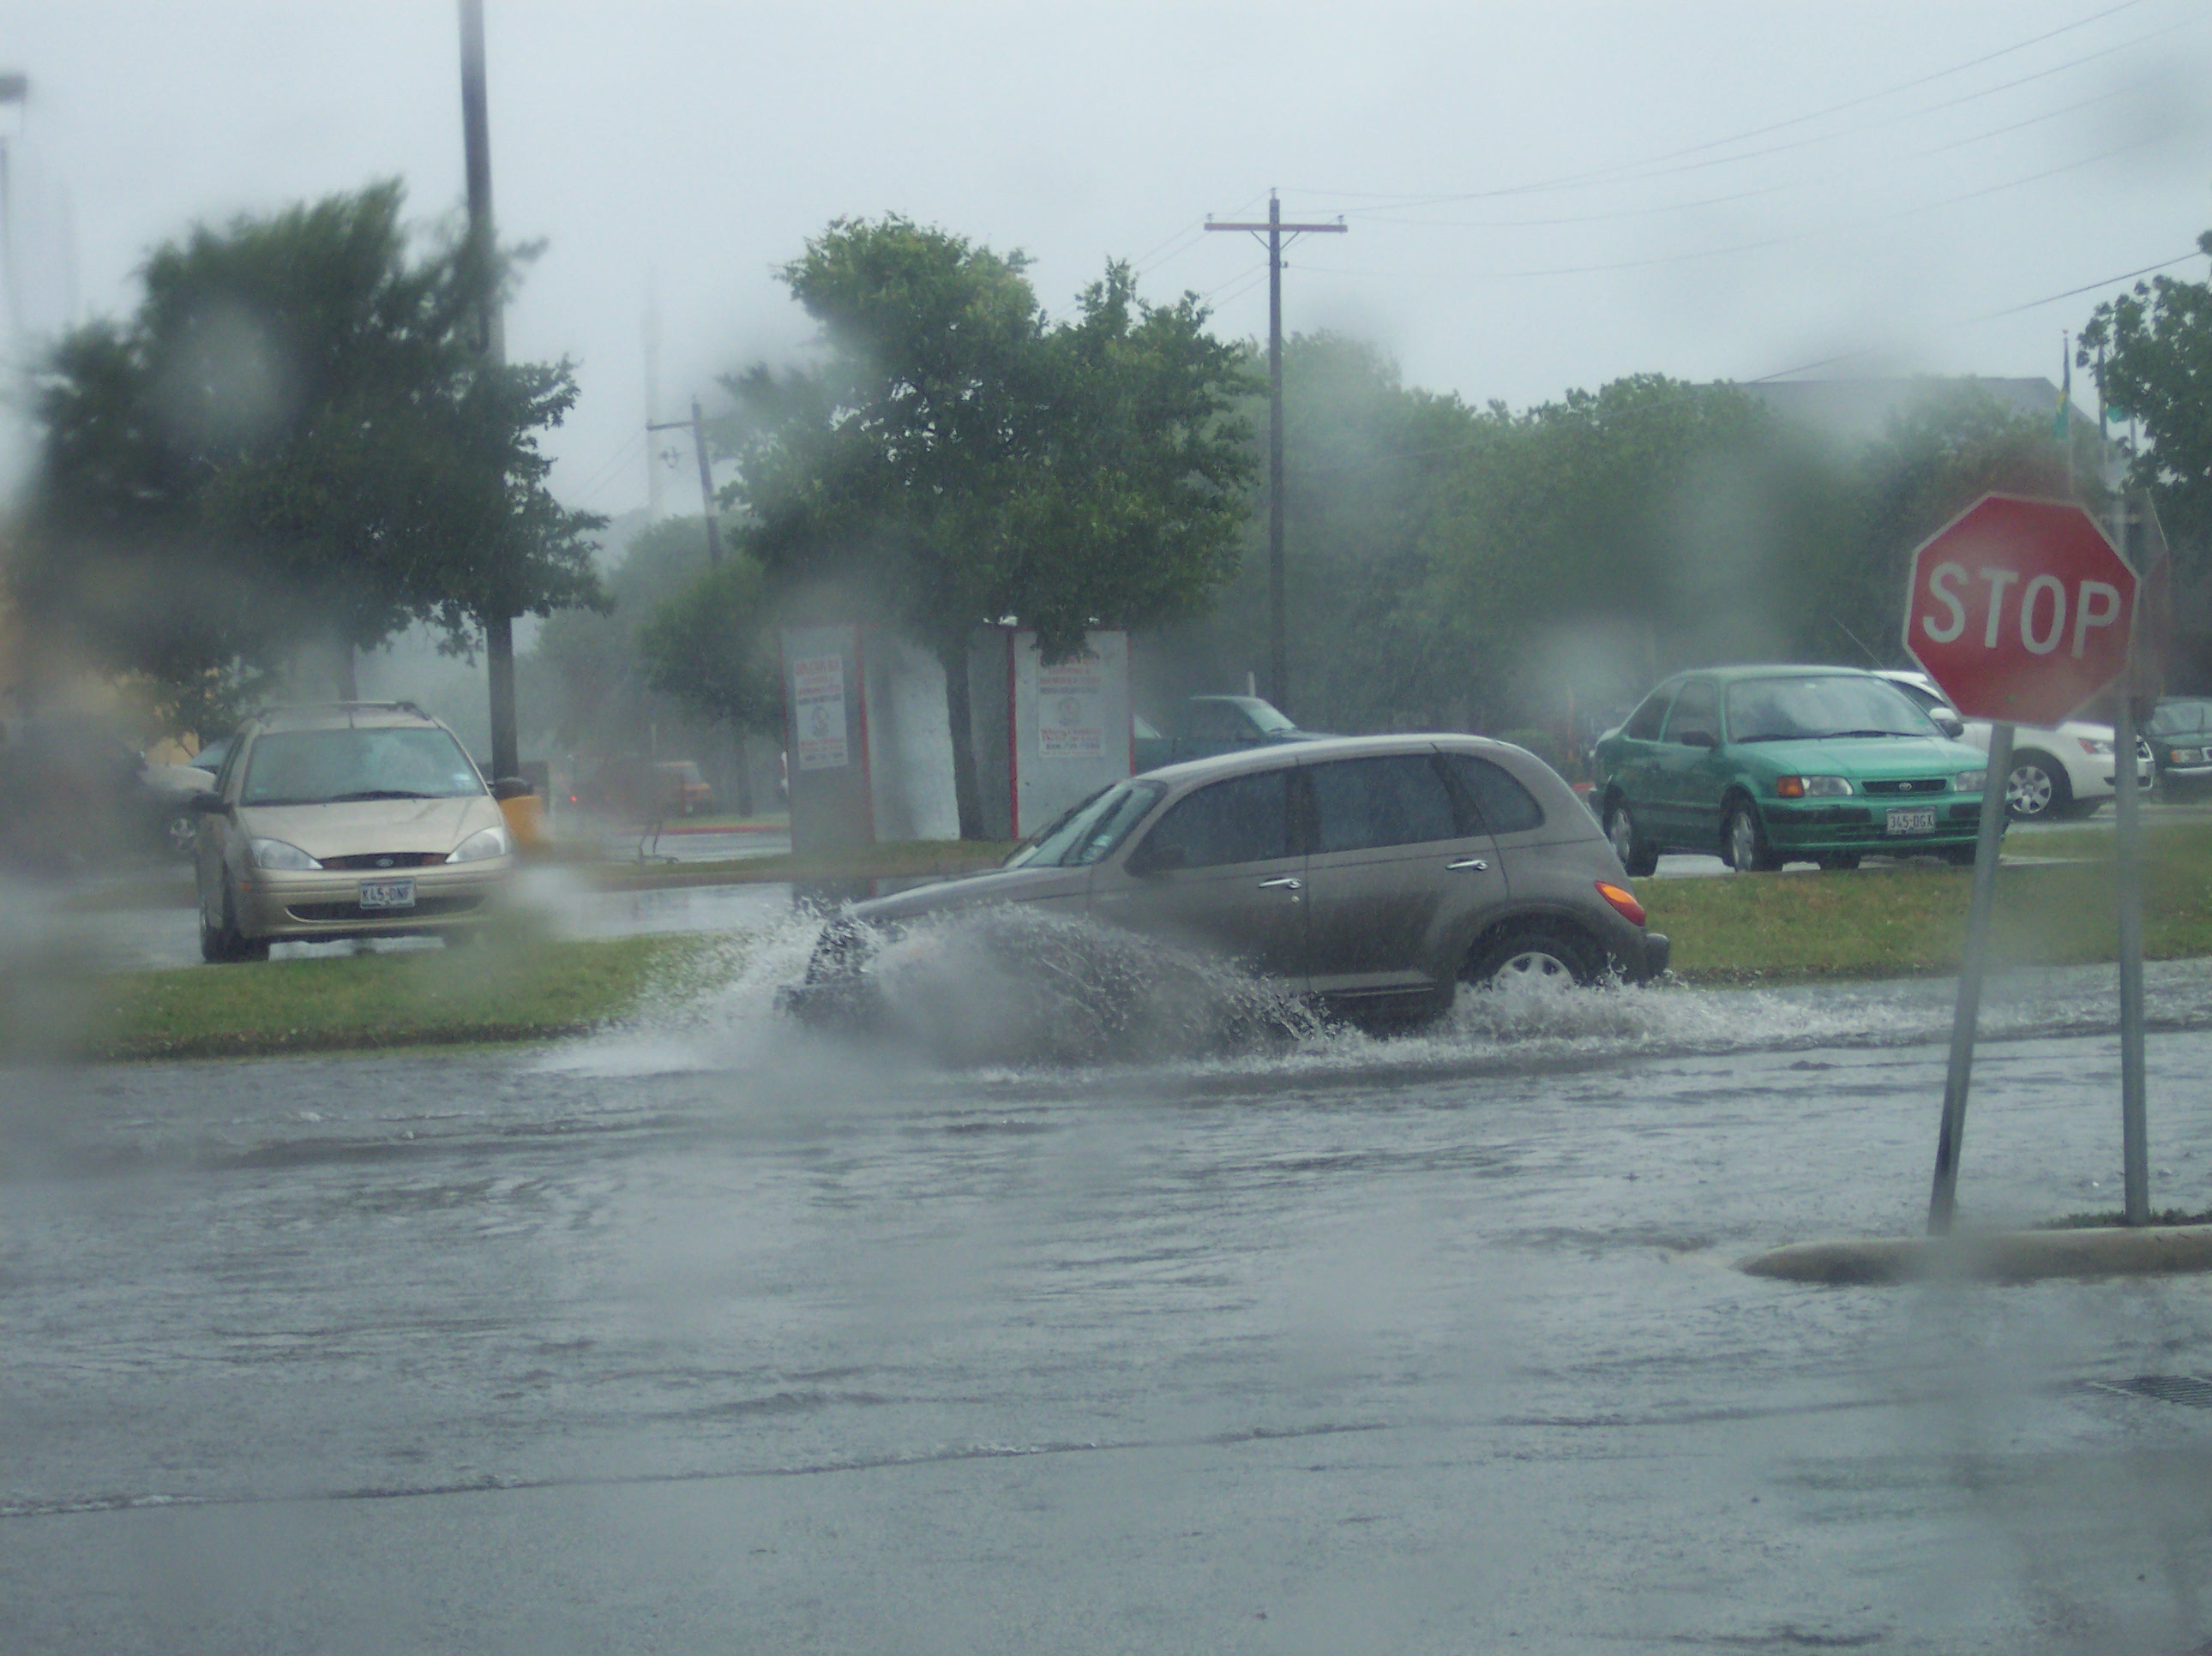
545,899,2212,1087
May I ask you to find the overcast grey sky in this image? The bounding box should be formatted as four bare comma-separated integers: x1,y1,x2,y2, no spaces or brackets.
2,0,2207,523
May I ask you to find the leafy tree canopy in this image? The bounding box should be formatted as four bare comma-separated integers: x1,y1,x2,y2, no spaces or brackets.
10,180,604,729
722,215,1257,834
2082,229,2212,555
637,555,781,735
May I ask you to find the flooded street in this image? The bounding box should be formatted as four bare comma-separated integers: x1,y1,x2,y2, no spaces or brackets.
11,963,2212,1652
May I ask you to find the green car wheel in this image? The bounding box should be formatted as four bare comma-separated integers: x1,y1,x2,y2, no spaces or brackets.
1722,801,1782,873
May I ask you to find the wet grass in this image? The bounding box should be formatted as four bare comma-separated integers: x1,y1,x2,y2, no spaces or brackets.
1644,819,2212,983
46,933,720,1062
598,837,1015,885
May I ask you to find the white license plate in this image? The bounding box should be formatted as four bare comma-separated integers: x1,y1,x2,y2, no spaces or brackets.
1884,807,1937,837
359,878,416,910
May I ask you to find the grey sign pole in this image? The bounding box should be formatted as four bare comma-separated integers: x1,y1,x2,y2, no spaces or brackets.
2113,496,2151,1224
1928,722,2014,1234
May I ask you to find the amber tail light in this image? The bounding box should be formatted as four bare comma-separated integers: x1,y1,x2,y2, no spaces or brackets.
1596,881,1647,926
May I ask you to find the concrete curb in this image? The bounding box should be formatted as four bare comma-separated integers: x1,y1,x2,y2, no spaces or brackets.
1737,1224,2212,1285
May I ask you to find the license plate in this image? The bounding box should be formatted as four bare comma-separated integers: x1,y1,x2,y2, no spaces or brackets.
359,878,416,910
1884,807,1937,837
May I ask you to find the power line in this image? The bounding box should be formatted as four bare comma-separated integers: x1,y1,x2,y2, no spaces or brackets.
1287,0,2181,215
1287,127,2165,286
1344,78,2143,232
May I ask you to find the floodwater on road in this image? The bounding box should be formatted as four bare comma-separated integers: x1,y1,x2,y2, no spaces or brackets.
10,945,2212,1653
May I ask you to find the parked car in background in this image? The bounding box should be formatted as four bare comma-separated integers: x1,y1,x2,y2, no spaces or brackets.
1133,695,1327,771
784,734,1668,1030
2143,699,2212,800
1593,666,1992,873
652,759,713,816
1875,668,2150,821
572,753,710,821
190,701,514,962
0,712,214,867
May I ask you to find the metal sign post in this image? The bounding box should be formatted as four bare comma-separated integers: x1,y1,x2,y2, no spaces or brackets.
1928,721,2013,1234
2113,490,2161,1227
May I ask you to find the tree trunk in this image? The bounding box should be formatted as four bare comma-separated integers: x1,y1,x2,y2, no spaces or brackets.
940,639,986,841
336,635,358,701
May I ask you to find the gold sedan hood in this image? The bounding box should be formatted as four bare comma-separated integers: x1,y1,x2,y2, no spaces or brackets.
236,796,502,860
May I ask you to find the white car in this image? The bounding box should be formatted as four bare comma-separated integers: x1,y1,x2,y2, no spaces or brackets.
1876,669,2150,822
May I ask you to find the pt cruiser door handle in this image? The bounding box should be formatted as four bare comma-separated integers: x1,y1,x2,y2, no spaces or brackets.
1258,876,1303,890
1446,858,1489,872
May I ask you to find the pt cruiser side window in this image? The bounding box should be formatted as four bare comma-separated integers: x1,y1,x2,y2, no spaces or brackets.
1440,753,1544,834
1307,755,1459,853
1131,770,1290,871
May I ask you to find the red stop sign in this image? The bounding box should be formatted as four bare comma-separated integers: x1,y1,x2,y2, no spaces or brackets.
1903,494,2137,726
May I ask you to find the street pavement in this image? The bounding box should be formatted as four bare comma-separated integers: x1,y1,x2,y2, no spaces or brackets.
10,951,2212,1652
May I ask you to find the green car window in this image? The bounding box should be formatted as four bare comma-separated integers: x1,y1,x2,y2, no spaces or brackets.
1622,688,1672,741
1726,675,1934,743
1664,681,1722,744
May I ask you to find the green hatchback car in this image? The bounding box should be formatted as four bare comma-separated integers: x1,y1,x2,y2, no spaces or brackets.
1592,666,1995,873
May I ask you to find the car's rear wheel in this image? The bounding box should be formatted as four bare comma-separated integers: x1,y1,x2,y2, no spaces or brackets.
1464,922,1606,991
1604,799,1658,877
1722,801,1782,873
2005,752,2070,821
165,811,197,859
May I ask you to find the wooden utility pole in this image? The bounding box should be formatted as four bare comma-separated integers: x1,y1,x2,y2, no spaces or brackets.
647,399,721,566
1206,189,1344,716
458,0,517,780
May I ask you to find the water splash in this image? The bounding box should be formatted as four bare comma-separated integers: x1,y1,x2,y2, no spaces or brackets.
547,898,2212,1086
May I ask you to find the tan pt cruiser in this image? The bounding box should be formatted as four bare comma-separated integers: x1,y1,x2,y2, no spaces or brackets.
782,733,1668,1031
191,703,517,962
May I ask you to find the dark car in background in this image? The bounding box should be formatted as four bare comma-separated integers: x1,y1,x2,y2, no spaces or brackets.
784,733,1668,1031
0,712,214,868
1593,666,1993,873
2144,699,2212,800
1132,695,1327,771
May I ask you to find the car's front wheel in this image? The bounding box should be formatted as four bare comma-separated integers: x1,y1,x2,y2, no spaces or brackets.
1604,799,1658,877
199,883,268,964
1722,801,1782,873
1464,922,1606,991
2005,752,2071,821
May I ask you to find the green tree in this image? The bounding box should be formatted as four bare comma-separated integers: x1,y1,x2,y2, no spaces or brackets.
2082,231,2212,554
724,216,1255,837
9,181,604,731
637,555,781,735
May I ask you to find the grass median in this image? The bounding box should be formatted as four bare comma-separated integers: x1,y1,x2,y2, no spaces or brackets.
16,933,723,1063
1646,820,2212,982
28,822,2212,1064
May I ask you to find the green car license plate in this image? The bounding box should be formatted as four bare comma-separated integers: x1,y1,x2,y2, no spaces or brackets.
359,878,416,910
1884,807,1937,837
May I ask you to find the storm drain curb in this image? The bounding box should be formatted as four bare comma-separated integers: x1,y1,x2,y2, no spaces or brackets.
1737,1223,2212,1285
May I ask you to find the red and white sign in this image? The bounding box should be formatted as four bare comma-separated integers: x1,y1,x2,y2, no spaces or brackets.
1903,494,2137,727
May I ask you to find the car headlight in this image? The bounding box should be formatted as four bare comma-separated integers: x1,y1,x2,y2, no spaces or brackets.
2171,747,2203,765
1775,775,1852,798
2076,736,2113,756
445,825,511,863
1953,771,1987,794
249,837,322,871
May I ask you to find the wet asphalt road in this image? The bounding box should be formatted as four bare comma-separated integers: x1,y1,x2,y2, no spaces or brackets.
12,962,2212,1653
